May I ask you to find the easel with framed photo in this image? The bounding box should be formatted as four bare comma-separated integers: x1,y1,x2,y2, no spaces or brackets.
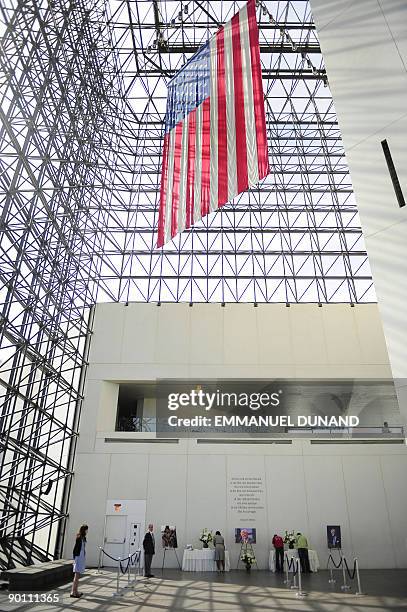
161,547,181,573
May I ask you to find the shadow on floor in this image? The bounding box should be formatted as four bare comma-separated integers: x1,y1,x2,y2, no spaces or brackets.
1,569,406,612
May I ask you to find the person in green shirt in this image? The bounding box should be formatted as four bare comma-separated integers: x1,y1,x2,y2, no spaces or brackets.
296,532,311,573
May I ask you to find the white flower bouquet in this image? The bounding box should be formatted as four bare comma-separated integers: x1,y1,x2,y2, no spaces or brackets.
283,530,296,548
199,528,213,548
241,547,256,569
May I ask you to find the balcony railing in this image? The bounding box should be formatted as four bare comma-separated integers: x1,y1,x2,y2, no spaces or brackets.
116,416,156,432
116,416,404,439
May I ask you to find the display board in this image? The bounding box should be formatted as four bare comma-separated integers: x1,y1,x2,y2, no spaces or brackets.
327,525,341,549
161,525,178,548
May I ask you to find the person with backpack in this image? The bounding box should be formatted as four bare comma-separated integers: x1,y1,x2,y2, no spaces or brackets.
272,533,284,572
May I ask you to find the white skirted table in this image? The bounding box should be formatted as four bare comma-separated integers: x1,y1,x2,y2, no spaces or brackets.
182,549,231,572
269,549,320,572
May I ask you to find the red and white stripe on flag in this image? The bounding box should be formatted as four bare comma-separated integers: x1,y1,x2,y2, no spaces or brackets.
157,0,269,248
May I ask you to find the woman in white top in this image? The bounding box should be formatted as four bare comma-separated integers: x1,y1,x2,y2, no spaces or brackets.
71,524,88,598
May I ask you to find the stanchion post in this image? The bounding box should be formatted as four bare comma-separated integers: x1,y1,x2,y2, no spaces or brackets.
290,558,297,590
355,558,364,596
328,567,336,584
113,557,121,597
135,552,140,590
131,552,137,585
97,547,103,574
133,553,137,594
283,554,290,585
340,554,351,591
295,557,307,598
127,557,131,588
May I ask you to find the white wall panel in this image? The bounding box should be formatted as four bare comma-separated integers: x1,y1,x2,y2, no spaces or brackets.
189,304,224,364
290,305,327,365
310,0,407,404
264,456,309,546
311,0,407,150
353,304,391,365
107,453,149,500
77,379,102,453
223,304,258,365
145,454,188,568
364,217,407,381
122,303,158,363
303,456,353,559
65,453,110,566
89,303,124,364
380,454,407,567
256,305,293,365
185,454,227,548
322,305,361,365
154,303,190,365
380,0,407,65
342,455,396,568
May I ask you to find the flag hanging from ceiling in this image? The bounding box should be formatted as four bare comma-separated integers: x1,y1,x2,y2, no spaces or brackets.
157,0,269,248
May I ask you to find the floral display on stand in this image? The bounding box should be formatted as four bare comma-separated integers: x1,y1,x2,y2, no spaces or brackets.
199,528,213,549
239,528,256,571
284,530,296,549
240,545,256,571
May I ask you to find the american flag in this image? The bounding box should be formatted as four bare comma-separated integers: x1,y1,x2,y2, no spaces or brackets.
157,0,269,248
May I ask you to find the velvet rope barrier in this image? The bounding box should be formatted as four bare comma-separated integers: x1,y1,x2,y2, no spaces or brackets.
99,548,140,564
327,554,343,570
286,555,298,575
119,557,131,574
119,552,140,575
343,557,357,580
327,554,358,580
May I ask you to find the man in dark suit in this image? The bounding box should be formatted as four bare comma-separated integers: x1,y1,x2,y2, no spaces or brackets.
143,523,155,578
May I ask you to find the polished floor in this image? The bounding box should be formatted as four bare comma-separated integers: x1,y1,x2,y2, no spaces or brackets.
1,569,406,612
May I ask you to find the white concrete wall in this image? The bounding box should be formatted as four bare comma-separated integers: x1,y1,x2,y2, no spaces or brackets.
64,302,407,569
66,439,407,570
309,0,407,416
86,301,392,383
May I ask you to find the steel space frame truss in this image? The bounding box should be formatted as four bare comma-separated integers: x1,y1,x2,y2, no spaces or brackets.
0,0,125,569
0,0,373,569
107,0,375,304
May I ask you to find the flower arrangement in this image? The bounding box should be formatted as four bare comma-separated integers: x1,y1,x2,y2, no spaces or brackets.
199,528,213,548
241,547,256,571
284,530,296,549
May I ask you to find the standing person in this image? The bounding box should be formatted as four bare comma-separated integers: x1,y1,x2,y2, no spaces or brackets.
213,531,226,573
272,533,284,573
71,524,88,598
296,532,311,573
143,523,155,578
